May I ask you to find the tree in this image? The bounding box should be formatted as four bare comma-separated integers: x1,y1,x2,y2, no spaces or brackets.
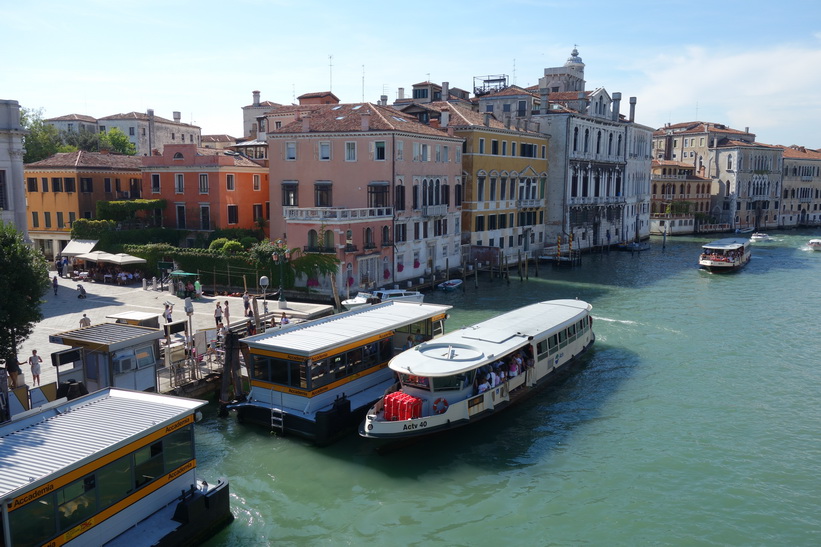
21,107,61,163
0,221,50,368
61,128,101,152
101,128,136,155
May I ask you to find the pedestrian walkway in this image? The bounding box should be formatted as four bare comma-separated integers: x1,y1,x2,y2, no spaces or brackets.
16,270,333,390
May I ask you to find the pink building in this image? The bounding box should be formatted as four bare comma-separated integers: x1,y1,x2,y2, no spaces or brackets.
267,103,464,296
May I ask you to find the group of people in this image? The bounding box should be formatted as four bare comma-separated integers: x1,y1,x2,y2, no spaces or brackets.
475,349,531,394
3,349,43,389
179,279,202,299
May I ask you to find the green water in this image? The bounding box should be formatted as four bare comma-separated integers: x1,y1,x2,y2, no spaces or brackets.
199,231,821,546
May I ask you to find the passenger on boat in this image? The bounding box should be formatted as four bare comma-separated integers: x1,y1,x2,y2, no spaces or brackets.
403,336,414,350
508,358,519,377
488,368,498,387
477,376,490,394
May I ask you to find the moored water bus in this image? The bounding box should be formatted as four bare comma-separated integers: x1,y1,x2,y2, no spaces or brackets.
359,299,594,441
698,237,751,273
229,301,451,445
0,388,231,547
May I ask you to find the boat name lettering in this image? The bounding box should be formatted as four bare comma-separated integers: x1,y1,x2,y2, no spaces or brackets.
286,353,304,361
402,421,427,430
12,483,55,508
164,416,192,434
64,518,95,541
167,460,195,481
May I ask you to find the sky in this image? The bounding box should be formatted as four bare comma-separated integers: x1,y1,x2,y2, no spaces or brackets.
4,0,821,149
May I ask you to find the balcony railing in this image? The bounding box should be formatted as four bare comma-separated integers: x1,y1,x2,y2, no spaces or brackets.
516,198,543,208
303,245,336,253
422,204,448,217
284,206,393,222
568,195,626,206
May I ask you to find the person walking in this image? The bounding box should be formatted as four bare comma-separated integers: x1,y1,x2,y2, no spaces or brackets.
223,301,230,328
214,302,223,327
163,303,173,323
28,349,43,387
52,276,59,296
79,314,91,327
3,358,21,389
243,292,250,315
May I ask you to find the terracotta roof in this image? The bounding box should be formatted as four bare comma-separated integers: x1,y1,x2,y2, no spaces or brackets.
193,147,264,167
652,159,695,168
779,145,821,160
202,134,235,143
244,100,281,108
412,81,441,89
717,139,780,149
25,151,142,170
480,85,538,99
297,91,339,100
547,91,592,102
271,103,457,139
44,113,97,123
652,121,751,137
97,112,199,128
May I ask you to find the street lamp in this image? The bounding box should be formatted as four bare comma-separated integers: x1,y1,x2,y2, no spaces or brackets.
272,240,288,309
259,275,269,316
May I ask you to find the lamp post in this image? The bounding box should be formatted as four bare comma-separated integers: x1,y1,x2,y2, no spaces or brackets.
272,239,288,309
259,275,269,316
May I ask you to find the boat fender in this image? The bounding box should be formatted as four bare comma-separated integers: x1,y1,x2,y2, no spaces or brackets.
433,398,449,414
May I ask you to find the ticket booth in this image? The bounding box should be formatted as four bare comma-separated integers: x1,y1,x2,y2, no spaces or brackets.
50,323,165,392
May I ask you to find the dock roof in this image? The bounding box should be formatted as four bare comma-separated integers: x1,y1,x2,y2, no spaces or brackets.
0,389,205,501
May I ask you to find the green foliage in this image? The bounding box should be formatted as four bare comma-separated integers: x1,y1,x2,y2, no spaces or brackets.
222,241,243,255
0,221,50,366
60,128,101,152
21,107,61,163
210,227,262,243
101,128,136,155
240,236,257,249
71,218,117,240
668,201,693,215
97,199,166,222
71,218,180,247
209,238,229,251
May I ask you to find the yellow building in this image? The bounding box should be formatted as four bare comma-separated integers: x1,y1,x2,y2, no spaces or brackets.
402,101,549,265
24,151,142,258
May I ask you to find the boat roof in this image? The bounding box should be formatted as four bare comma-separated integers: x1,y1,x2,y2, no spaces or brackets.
0,388,205,501
242,301,452,357
702,238,749,250
390,299,592,377
49,322,164,352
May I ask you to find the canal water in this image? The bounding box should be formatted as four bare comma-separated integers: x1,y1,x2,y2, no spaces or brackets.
198,231,821,546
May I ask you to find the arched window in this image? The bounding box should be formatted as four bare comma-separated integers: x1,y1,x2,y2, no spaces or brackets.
596,131,602,154
573,127,579,152
608,133,613,155
382,225,390,245
584,129,590,153
365,227,374,248
307,229,318,248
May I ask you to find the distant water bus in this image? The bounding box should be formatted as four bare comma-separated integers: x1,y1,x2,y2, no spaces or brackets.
360,299,595,442
230,301,452,445
0,388,232,547
698,237,751,273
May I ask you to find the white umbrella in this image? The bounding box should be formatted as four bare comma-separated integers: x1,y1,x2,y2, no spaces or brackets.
103,253,147,265
76,250,117,262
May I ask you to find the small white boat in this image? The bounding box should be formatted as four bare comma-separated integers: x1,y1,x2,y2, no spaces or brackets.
735,227,754,234
341,288,425,310
698,238,751,273
437,279,463,291
808,239,821,251
750,232,772,242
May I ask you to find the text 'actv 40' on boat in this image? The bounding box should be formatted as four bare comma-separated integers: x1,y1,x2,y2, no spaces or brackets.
359,299,595,442
698,238,751,273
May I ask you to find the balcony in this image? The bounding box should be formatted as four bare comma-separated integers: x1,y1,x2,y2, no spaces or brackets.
568,195,626,206
285,206,393,223
422,204,448,217
516,198,542,208
303,245,336,253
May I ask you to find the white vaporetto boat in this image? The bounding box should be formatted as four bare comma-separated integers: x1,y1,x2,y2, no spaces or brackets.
750,232,772,242
698,238,751,273
808,239,821,251
341,288,424,310
359,299,594,442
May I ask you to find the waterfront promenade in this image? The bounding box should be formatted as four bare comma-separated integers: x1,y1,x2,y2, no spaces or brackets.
16,270,330,389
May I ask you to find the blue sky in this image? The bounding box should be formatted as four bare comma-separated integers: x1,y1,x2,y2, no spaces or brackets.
4,0,820,148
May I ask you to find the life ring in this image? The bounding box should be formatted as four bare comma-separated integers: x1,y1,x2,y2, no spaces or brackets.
432,398,449,414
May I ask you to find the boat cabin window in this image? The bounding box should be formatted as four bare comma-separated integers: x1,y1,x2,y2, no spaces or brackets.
432,371,475,391
400,374,430,390
57,475,97,531
395,317,445,343
134,441,164,488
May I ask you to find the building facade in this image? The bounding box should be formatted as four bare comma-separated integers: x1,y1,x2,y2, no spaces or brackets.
778,145,821,227
142,144,269,243
649,160,713,234
46,110,201,156
24,151,142,257
0,100,28,238
266,103,463,296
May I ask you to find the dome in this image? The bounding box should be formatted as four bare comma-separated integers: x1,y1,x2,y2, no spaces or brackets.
564,47,584,68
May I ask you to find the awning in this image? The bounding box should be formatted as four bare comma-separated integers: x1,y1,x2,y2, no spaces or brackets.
61,239,98,257
104,253,147,265
76,250,117,262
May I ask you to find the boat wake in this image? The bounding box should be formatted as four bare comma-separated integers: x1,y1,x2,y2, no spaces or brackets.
593,315,636,325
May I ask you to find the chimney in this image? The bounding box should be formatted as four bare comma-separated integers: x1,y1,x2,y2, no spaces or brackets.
539,87,549,114
398,87,405,100
505,114,511,129
429,119,440,128
484,113,491,126
301,113,310,132
442,81,449,101
380,94,388,106
361,110,371,131
612,92,622,121
253,90,260,106
745,126,749,134
441,107,450,128
173,111,181,123
629,97,637,122
447,127,454,137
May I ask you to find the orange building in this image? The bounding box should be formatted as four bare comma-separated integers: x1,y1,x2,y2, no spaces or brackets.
24,151,142,258
142,144,269,240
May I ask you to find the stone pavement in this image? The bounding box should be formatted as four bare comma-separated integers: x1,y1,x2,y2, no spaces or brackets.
15,270,333,389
